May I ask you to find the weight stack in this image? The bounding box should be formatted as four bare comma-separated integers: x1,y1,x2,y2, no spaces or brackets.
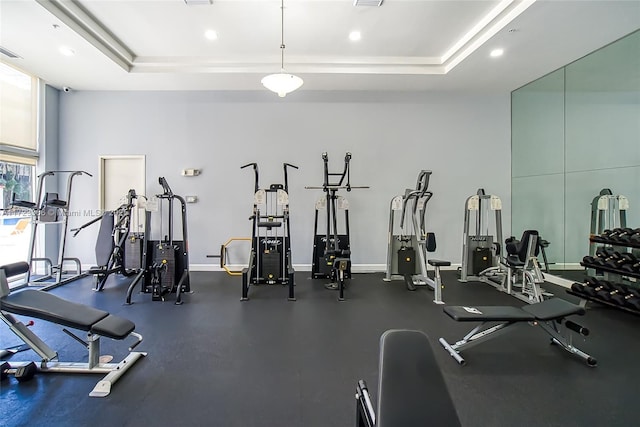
398,247,416,275
149,243,176,292
124,234,144,270
472,247,493,275
261,250,281,282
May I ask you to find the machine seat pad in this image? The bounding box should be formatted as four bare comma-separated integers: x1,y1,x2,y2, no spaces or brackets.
443,305,534,322
377,330,461,427
91,315,135,340
1,290,108,330
522,298,584,320
428,259,451,267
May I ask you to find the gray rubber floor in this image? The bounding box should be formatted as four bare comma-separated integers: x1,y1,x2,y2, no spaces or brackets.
1,271,637,427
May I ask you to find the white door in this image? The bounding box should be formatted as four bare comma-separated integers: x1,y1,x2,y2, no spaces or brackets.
99,155,146,232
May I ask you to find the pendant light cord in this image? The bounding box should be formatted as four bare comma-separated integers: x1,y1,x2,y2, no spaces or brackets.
280,0,285,71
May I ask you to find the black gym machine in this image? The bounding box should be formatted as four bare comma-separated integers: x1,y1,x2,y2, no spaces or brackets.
126,177,190,304
241,162,297,301
71,189,139,291
306,152,368,301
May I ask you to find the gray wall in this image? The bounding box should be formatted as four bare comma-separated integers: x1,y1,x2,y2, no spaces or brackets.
56,90,511,270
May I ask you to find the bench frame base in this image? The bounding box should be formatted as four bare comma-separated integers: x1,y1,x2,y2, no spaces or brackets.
1,310,146,397
439,318,597,367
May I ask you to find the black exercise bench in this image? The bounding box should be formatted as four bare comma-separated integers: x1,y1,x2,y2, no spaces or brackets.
1,262,146,397
439,298,596,366
356,330,461,426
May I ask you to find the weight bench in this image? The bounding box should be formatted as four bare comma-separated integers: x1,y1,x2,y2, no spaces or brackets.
439,298,596,366
0,262,146,397
356,330,461,427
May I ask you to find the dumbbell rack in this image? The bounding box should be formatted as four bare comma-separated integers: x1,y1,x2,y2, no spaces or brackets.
569,232,640,316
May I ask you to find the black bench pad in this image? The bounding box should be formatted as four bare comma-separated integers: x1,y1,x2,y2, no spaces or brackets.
1,290,108,330
377,330,460,427
428,259,451,267
443,305,534,322
91,315,135,340
522,298,584,320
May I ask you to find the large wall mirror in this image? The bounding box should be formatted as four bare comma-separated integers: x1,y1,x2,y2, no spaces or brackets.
512,30,640,276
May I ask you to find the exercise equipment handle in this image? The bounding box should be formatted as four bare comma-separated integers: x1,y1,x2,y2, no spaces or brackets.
241,163,259,193
283,163,298,194
565,320,589,336
158,177,173,197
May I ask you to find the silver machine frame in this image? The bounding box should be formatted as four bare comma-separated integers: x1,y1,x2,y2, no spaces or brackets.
589,188,628,256
9,170,92,291
384,170,443,304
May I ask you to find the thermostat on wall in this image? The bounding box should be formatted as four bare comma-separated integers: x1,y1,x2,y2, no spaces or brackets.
181,168,201,176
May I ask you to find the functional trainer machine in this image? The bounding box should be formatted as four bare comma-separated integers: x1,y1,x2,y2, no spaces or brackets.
306,152,368,301
126,177,190,304
355,330,461,427
241,162,297,301
0,261,146,397
439,297,596,366
459,189,504,284
384,170,448,303
10,170,92,290
70,189,140,291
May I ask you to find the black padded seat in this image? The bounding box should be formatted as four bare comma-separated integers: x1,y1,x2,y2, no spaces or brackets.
377,330,460,427
1,290,108,331
91,315,136,340
443,305,534,322
522,297,584,320
428,259,451,267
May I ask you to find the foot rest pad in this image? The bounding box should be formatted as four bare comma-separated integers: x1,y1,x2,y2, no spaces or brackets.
91,315,135,340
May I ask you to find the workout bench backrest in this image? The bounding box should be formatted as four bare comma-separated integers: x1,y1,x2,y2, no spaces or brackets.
377,330,461,427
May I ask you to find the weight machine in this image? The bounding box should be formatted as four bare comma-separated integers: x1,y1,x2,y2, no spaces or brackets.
306,152,368,301
9,170,92,290
240,162,297,301
126,177,190,305
459,189,504,285
384,170,446,304
70,189,140,291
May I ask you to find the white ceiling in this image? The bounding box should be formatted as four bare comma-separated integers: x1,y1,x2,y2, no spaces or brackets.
1,0,639,93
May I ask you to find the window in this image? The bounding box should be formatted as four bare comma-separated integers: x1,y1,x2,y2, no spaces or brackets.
0,62,38,272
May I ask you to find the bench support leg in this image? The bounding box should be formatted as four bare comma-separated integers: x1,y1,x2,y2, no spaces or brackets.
439,322,517,365
537,321,597,366
432,266,444,305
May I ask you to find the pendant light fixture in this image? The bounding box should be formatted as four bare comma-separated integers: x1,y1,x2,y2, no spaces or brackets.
261,0,303,97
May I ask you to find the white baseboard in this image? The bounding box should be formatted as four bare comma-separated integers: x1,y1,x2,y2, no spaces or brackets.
188,263,462,273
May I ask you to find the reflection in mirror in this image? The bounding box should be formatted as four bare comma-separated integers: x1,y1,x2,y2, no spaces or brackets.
512,29,640,279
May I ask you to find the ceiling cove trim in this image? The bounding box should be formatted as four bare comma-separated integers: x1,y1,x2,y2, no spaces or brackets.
36,0,535,76
35,0,135,71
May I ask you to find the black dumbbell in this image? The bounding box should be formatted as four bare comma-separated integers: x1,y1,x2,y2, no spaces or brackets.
620,253,640,274
582,279,612,297
622,288,640,311
600,283,628,303
0,361,37,382
613,228,640,244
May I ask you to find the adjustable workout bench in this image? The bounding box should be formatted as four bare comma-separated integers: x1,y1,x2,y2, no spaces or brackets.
1,262,146,397
439,298,596,366
356,330,461,427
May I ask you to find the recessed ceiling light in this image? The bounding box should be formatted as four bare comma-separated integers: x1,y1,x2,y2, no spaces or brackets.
204,30,218,41
59,46,75,56
490,48,504,58
349,31,361,42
